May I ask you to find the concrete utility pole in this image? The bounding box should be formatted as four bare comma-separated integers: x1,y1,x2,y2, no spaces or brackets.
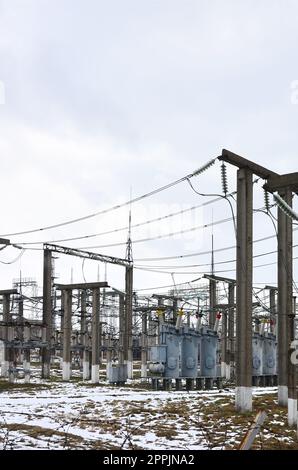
264,173,298,425
125,265,133,379
228,283,235,380
209,230,216,329
23,322,31,383
209,278,217,329
91,287,100,383
147,310,156,348
293,297,297,343
18,298,24,321
42,249,52,378
80,290,90,380
106,332,112,380
2,293,10,378
172,297,178,324
277,192,291,406
125,205,134,380
235,167,253,412
288,292,297,427
0,290,17,379
118,292,125,366
18,298,30,383
219,149,277,413
221,309,227,378
62,289,72,381
265,286,278,334
279,190,296,424
157,297,165,323
156,298,165,343
141,312,148,381
204,274,236,379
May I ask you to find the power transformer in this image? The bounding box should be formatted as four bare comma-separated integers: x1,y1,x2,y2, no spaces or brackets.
199,326,218,378
180,326,200,378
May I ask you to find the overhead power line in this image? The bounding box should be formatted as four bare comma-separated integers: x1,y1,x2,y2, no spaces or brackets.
11,190,237,246
75,216,234,250
0,157,218,238
13,225,298,261
133,228,298,262
17,200,276,251
134,245,298,270
134,255,298,275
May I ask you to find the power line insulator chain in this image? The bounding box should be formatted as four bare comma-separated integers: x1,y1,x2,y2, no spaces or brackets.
221,163,228,196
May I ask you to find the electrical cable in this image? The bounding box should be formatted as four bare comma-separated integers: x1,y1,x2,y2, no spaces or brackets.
135,255,298,276
134,228,298,262
14,200,275,251
74,216,235,250
0,157,218,238
82,259,87,283
186,178,238,237
14,191,238,246
0,249,26,264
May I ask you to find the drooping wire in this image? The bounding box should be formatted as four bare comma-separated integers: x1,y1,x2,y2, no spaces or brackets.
0,249,26,264
187,177,237,237
82,258,87,283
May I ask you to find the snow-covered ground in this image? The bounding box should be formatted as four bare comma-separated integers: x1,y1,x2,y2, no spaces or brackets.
0,370,297,450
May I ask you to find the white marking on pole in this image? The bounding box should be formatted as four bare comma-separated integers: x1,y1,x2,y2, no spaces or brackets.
62,362,71,381
91,364,99,383
235,386,252,412
83,361,90,380
288,398,297,426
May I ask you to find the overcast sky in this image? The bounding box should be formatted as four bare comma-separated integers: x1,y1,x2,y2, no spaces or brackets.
0,0,297,300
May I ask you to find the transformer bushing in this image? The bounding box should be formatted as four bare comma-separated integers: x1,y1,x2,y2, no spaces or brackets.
199,326,218,378
180,326,200,378
252,333,263,377
262,333,277,376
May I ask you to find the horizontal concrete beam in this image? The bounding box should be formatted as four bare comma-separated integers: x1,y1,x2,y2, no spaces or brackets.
264,172,298,193
0,289,18,295
55,282,109,291
203,274,236,284
219,149,278,179
0,238,10,245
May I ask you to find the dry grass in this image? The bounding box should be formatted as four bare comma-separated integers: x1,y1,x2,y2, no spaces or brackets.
0,380,51,392
1,375,297,450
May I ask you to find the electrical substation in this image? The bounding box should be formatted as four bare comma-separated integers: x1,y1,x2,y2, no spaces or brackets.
0,148,298,446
